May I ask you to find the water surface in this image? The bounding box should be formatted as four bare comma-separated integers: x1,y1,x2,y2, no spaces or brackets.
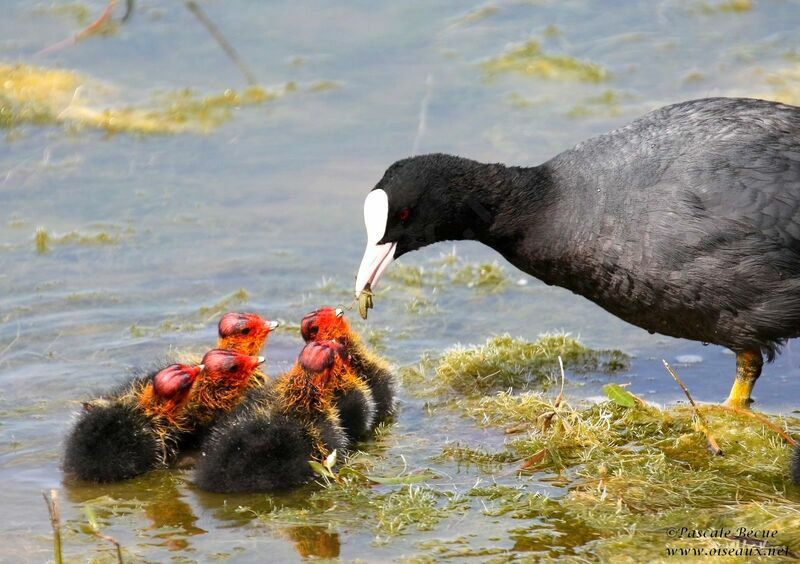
1,0,800,561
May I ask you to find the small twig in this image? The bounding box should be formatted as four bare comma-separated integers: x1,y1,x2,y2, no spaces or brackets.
663,360,724,456
94,531,123,563
37,0,118,56
43,490,63,564
184,1,258,86
121,0,135,22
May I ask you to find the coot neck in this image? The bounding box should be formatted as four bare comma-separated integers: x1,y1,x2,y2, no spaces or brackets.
448,159,557,262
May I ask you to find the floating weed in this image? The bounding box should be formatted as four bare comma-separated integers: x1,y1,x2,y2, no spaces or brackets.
482,40,609,83
197,288,249,320
386,264,427,287
33,227,122,254
764,65,800,106
130,288,250,336
696,0,753,14
567,90,632,119
451,261,508,292
451,6,500,27
0,64,296,134
387,256,508,293
307,80,341,92
31,3,93,25
402,333,629,396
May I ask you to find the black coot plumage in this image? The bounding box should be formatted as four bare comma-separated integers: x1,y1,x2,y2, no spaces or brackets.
354,97,800,408
63,364,202,482
195,341,352,493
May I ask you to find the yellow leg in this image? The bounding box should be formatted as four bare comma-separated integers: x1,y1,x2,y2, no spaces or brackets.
725,349,762,408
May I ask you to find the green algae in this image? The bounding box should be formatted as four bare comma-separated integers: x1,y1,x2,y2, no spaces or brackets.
567,90,631,119
401,333,629,396
482,40,609,83
696,0,753,14
130,289,250,337
32,2,92,25
307,80,341,93
34,227,121,254
386,257,509,293
0,64,295,134
452,6,500,27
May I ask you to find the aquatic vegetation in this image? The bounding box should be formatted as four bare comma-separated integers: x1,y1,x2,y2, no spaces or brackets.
32,3,93,25
0,63,294,134
566,90,631,119
34,227,122,254
482,40,609,83
307,80,341,92
386,257,508,292
402,333,629,396
764,65,800,106
129,289,250,337
459,392,800,558
451,261,508,292
451,6,499,27
696,0,753,14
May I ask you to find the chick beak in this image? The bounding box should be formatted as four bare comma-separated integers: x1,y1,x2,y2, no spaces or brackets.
257,356,266,364
335,308,344,318
266,320,280,331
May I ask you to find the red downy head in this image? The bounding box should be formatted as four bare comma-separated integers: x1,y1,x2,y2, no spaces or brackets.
299,340,348,390
218,312,279,356
153,364,202,402
201,349,265,383
300,307,349,343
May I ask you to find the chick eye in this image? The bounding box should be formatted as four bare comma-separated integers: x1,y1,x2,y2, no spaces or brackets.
228,364,239,373
309,326,318,337
241,327,251,335
397,208,411,224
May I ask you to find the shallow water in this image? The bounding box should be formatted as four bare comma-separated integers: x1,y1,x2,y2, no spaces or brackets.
1,0,800,561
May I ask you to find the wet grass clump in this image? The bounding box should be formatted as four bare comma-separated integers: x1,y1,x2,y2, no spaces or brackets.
482,40,609,83
402,333,629,396
457,391,800,558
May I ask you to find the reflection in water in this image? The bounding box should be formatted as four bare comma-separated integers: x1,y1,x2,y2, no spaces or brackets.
62,470,205,552
286,525,341,559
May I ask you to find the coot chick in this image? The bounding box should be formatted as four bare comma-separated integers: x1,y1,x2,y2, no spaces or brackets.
180,349,265,444
301,306,394,426
63,363,202,482
195,341,354,493
217,312,280,356
355,97,800,408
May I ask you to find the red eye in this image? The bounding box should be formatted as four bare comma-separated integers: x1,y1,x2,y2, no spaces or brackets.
398,208,410,224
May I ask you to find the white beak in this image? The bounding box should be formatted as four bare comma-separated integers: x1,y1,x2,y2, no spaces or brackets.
257,356,266,364
355,242,396,296
266,320,280,331
355,189,396,296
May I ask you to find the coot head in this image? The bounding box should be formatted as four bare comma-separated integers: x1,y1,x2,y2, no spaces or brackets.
355,154,485,296
300,307,347,343
218,312,279,355
201,349,265,382
299,340,348,390
153,363,203,401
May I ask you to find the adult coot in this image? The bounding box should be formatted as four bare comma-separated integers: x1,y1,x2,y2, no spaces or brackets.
354,97,800,407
